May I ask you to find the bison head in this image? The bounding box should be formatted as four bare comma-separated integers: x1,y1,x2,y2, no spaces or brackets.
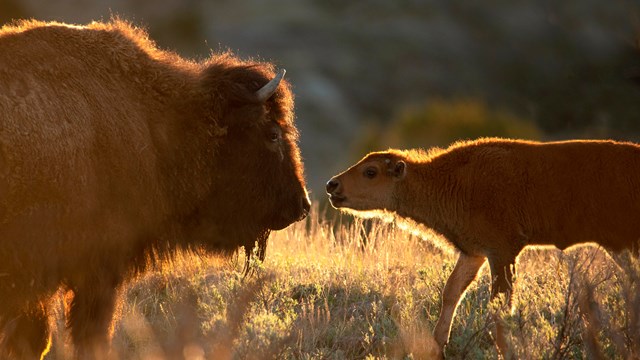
191,57,310,258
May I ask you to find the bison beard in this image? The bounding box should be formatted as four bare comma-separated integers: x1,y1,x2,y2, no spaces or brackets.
0,20,309,359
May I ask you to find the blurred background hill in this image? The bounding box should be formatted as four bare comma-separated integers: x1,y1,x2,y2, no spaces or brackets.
2,0,640,196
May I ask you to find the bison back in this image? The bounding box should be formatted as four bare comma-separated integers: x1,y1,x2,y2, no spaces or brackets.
0,22,174,300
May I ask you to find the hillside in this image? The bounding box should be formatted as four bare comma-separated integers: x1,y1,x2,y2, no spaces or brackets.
3,0,639,193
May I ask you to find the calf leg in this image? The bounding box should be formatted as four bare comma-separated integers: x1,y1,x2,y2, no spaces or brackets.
0,303,51,360
433,253,485,349
67,278,120,359
488,256,517,360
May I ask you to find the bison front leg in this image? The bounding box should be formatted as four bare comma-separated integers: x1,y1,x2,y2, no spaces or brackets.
433,253,485,354
0,303,51,360
67,277,120,359
488,256,517,360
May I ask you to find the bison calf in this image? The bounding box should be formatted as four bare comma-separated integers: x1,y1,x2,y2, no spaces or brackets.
327,138,640,358
0,20,310,359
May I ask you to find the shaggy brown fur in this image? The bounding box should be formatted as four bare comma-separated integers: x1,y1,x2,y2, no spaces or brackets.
327,138,640,358
0,20,309,359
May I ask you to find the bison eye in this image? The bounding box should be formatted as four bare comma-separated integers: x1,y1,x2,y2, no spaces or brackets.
269,129,280,142
364,167,377,179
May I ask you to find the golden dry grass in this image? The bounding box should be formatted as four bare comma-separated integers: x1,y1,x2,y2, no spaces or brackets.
47,203,639,359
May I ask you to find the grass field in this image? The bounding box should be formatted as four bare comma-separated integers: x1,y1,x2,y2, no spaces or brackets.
48,203,640,359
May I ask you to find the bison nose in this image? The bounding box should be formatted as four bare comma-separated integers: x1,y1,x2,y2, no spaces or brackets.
326,178,340,194
301,196,311,217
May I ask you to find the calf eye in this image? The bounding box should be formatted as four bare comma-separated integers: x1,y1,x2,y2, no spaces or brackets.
364,167,377,179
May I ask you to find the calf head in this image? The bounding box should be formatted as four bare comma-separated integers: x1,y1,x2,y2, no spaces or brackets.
327,152,406,212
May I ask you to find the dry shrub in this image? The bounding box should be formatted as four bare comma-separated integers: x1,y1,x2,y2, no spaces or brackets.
46,204,638,359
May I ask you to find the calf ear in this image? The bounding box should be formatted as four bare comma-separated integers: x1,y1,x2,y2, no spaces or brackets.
392,160,406,179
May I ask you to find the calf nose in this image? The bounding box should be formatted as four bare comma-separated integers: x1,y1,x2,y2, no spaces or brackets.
326,178,340,194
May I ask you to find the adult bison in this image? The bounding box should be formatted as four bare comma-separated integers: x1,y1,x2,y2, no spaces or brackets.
326,138,640,358
0,20,310,359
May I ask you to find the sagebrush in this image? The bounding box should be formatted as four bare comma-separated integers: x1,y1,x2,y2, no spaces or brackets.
47,203,639,359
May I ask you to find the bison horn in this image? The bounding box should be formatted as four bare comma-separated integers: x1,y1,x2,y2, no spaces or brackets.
255,69,286,102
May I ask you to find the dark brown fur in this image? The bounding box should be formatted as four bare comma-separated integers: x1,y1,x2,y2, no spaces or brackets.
0,20,309,359
327,138,640,358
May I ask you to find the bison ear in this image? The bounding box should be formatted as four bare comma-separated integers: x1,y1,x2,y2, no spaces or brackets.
394,161,406,179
